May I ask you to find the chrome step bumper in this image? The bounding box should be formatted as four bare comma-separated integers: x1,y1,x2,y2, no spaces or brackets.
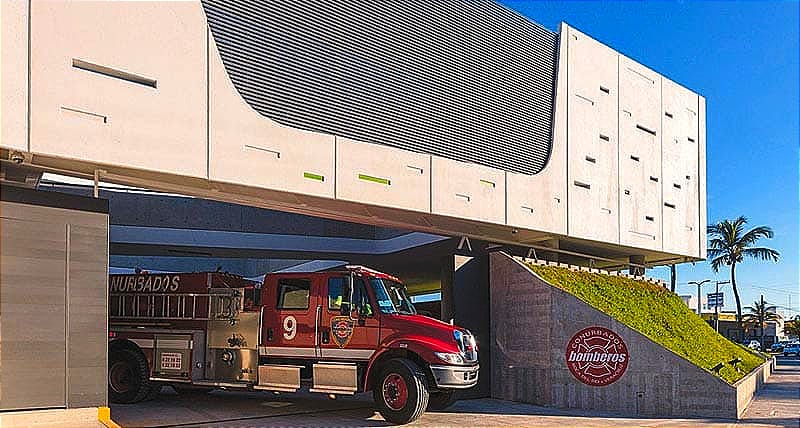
429,364,479,389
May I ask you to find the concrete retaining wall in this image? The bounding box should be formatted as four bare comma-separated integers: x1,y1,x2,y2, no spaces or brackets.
489,252,770,419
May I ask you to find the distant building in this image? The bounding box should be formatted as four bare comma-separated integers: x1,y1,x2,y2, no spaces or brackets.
701,312,784,346
680,294,713,314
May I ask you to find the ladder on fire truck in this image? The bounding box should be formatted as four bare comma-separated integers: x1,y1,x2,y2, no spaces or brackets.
109,290,242,321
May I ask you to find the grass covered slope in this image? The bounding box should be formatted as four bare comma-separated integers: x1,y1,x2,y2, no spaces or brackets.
526,263,765,384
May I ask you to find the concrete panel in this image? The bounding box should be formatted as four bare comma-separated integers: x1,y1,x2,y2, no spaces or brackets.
208,37,335,199
698,96,707,259
0,0,28,151
0,197,108,411
29,1,207,177
619,56,662,250
67,224,108,408
661,78,700,257
506,22,568,236
566,27,619,243
0,217,67,410
335,138,430,213
490,253,744,419
431,157,505,224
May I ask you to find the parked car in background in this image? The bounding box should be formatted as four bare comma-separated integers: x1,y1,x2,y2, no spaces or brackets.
771,341,788,353
747,340,761,351
783,343,800,357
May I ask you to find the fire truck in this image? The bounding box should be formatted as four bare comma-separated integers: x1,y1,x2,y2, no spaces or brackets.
107,266,478,424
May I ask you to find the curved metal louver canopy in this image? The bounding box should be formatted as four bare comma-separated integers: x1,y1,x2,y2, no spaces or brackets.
202,0,558,175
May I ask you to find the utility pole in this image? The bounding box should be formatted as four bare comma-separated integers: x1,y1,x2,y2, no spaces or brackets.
760,294,765,351
714,280,731,333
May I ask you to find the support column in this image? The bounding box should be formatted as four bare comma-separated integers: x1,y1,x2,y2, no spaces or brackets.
629,255,645,276
440,254,455,324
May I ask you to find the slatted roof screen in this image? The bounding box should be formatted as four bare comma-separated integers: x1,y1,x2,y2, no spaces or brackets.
202,1,558,175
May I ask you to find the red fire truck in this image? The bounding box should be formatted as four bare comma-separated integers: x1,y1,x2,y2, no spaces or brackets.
107,266,478,423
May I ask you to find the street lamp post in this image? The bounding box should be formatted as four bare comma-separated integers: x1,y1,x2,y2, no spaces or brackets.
714,280,731,333
688,279,711,314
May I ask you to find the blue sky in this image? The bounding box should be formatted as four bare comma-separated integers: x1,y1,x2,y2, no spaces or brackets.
503,1,799,318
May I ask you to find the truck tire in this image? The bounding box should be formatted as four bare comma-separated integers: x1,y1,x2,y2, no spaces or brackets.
373,358,429,424
108,348,153,403
427,390,457,410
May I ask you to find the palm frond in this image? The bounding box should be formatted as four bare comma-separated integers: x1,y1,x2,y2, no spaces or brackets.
742,247,780,262
740,226,774,246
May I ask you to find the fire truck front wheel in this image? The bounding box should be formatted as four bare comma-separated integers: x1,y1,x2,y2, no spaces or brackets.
372,358,429,424
108,348,154,403
427,389,457,410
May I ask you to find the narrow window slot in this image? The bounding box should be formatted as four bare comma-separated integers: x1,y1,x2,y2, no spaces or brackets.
630,155,640,162
636,124,657,136
599,85,610,94
599,134,610,142
622,109,632,117
665,111,674,118
624,189,631,195
573,181,591,190
244,144,280,159
687,137,696,143
585,156,596,164
649,176,659,182
72,58,157,88
645,216,655,222
664,202,676,209
626,67,655,84
673,183,682,189
479,179,496,188
60,106,107,123
358,173,391,186
601,207,612,214
455,193,471,202
303,172,325,182
521,206,534,214
686,175,691,180
575,93,595,105
406,165,424,174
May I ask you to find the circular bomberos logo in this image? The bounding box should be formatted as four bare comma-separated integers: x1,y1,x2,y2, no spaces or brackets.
565,326,629,386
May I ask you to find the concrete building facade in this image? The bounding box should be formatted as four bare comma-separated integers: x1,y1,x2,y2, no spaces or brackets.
1,0,706,269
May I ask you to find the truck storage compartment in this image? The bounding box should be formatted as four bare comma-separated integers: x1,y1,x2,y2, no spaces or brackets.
309,362,358,394
255,364,303,392
152,334,193,380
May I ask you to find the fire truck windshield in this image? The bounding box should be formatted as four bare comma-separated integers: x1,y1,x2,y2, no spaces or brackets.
369,278,417,315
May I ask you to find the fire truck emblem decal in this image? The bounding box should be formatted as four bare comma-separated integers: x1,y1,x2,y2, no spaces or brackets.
331,316,355,348
565,326,629,386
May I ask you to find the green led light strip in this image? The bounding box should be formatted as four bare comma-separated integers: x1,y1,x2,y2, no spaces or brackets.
303,172,325,182
358,174,391,185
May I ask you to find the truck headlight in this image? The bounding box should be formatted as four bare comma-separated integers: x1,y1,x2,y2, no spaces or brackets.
434,352,464,365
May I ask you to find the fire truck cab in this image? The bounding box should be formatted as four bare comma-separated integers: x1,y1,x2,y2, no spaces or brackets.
108,266,478,424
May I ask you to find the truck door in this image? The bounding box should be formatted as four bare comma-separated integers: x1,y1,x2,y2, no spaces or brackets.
262,275,320,359
318,275,380,361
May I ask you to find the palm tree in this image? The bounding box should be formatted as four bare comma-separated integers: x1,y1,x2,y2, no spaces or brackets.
785,315,800,339
742,299,780,351
707,216,780,326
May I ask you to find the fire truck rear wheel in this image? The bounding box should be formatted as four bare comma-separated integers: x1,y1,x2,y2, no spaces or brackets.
373,358,429,424
108,348,154,404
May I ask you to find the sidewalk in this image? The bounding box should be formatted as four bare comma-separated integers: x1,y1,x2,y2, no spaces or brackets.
739,357,800,427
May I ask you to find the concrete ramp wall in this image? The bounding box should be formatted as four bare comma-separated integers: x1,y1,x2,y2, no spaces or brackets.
489,252,770,419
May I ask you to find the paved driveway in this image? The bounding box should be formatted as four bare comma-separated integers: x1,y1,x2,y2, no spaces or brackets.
111,357,800,428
